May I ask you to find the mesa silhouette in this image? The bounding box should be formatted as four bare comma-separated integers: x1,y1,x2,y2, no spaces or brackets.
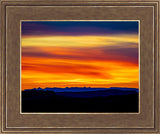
22,87,139,112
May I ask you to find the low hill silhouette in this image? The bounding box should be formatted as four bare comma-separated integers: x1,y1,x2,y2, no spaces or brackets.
22,87,139,113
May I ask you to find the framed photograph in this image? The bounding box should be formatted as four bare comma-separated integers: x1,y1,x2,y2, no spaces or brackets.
0,0,159,133
21,20,139,113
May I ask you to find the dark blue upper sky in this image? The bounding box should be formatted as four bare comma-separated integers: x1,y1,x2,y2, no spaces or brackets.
22,21,139,36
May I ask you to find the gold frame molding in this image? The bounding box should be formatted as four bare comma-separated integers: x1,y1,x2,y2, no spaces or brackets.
0,0,159,133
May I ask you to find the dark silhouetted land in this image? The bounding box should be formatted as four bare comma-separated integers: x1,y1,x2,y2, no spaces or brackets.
22,87,139,113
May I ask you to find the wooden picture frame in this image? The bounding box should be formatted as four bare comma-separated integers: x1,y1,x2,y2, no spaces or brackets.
0,0,159,133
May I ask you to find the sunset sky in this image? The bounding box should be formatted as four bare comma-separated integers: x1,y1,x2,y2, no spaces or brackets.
21,21,139,90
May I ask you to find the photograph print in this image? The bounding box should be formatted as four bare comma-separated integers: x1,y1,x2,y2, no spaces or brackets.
21,21,139,113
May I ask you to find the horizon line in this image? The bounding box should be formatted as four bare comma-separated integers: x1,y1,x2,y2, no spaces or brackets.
23,86,139,90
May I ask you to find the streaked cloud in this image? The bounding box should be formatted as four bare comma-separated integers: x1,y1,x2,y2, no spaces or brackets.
22,35,138,47
21,21,139,90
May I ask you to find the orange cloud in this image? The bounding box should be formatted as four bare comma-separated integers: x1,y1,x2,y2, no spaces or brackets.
21,35,139,90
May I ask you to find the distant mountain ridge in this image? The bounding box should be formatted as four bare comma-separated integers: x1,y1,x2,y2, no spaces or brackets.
23,87,138,98
24,87,138,93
